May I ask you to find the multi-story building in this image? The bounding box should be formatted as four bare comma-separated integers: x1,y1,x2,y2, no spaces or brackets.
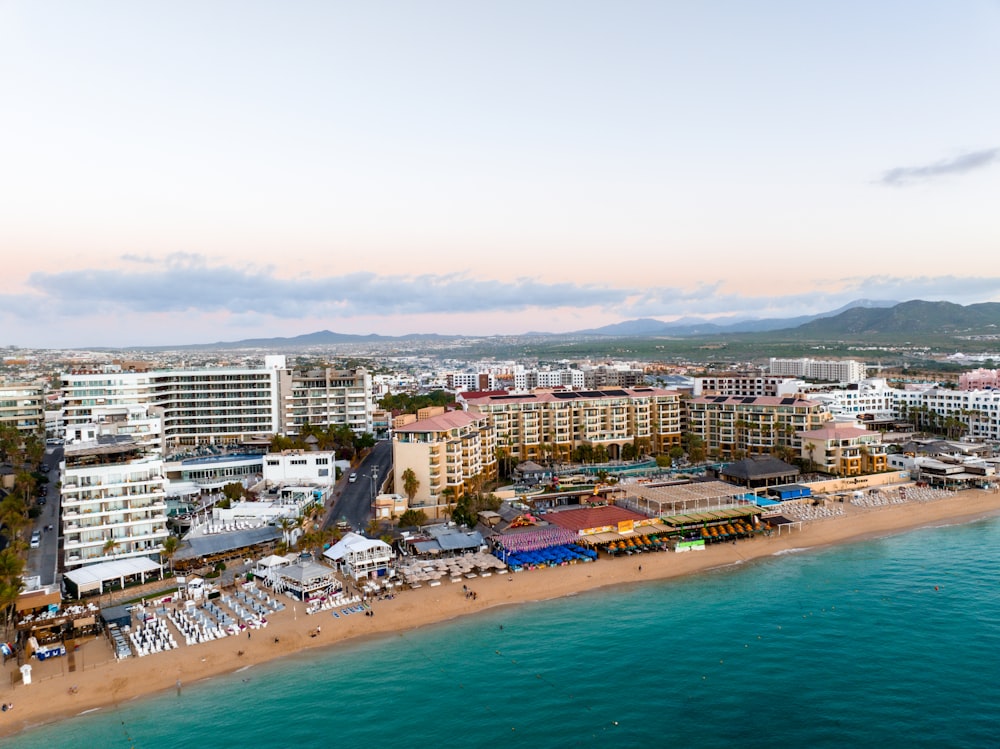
797,422,888,475
769,358,867,383
60,407,169,569
278,367,372,435
692,374,801,398
512,367,585,391
685,394,830,459
461,387,682,463
959,368,1000,391
61,357,374,456
392,409,496,514
0,382,44,433
581,363,646,389
446,372,499,392
807,378,899,421
894,386,1000,442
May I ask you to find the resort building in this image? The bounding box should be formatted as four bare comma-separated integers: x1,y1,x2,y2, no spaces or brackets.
61,356,375,456
60,408,169,570
806,378,899,421
461,386,683,464
692,374,801,398
958,368,1000,391
392,408,496,514
0,382,45,433
685,394,830,460
796,422,889,476
278,366,373,434
768,358,867,383
894,387,1000,442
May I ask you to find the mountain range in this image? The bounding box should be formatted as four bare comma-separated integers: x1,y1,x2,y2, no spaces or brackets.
153,299,1000,350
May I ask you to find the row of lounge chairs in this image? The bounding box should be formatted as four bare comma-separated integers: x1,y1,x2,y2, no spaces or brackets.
307,592,361,615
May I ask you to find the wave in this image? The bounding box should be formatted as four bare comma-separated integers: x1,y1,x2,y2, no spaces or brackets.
772,547,809,556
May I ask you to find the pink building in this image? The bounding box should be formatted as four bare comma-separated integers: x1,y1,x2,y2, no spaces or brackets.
959,368,1000,390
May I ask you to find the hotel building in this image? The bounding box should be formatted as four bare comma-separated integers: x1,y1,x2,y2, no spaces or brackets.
797,422,889,476
461,386,683,463
0,382,44,433
685,394,830,459
392,409,496,514
768,358,867,383
60,406,169,569
61,356,374,454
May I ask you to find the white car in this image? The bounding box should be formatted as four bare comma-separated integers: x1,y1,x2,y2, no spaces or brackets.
348,472,357,483
30,531,41,549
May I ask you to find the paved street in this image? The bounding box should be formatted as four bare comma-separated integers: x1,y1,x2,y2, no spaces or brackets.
323,440,392,533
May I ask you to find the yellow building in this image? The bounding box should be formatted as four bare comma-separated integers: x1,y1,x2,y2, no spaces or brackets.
797,422,888,476
686,394,830,459
461,387,683,463
392,410,496,517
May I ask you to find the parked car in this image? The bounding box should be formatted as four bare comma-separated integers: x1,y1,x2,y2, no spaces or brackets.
348,472,357,483
30,531,41,548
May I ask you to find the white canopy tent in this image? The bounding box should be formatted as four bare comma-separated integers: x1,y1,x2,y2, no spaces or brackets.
64,558,163,597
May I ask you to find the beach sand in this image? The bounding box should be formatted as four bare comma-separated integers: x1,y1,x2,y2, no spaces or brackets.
3,487,1000,738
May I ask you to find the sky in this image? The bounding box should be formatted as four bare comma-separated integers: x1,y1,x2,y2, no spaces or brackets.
2,1,999,349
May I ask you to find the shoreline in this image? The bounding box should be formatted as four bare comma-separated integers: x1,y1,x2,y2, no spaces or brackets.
4,488,1000,739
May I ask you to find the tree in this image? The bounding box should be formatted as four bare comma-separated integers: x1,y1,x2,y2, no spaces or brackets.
397,509,428,528
160,536,179,573
102,538,120,558
804,442,818,473
402,468,420,503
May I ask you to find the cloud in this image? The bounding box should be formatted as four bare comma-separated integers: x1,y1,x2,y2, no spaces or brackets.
879,148,999,186
14,257,630,319
4,260,1000,344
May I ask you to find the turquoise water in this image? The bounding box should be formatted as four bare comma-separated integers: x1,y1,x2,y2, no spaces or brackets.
12,516,1000,748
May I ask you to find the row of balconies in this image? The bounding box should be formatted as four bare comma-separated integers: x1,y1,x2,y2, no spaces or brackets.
62,490,165,506
63,514,166,532
64,528,169,549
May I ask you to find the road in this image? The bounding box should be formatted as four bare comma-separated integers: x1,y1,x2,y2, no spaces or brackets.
25,444,63,587
324,440,392,533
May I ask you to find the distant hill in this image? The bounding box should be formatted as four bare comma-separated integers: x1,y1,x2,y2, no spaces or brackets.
785,300,1000,337
158,329,453,350
132,299,1000,351
572,299,897,336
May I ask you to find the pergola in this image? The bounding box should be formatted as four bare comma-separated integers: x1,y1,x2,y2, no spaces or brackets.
621,480,759,516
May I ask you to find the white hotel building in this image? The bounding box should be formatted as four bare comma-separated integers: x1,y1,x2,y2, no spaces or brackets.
769,358,867,383
60,406,169,569
61,356,374,454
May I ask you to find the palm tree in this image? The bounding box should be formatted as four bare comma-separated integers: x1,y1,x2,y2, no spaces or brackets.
102,538,120,559
402,468,419,504
279,517,296,546
160,536,179,573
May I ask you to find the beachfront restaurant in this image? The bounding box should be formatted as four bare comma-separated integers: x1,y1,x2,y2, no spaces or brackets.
659,506,763,546
541,503,672,556
324,532,395,582
62,557,165,599
172,525,282,572
267,559,341,602
14,586,102,653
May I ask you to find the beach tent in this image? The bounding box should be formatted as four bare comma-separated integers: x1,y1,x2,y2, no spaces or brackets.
63,558,163,598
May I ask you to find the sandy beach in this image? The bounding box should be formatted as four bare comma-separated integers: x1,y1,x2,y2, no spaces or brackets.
3,487,1000,739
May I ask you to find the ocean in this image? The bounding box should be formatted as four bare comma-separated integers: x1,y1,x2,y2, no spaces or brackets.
11,515,1000,749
